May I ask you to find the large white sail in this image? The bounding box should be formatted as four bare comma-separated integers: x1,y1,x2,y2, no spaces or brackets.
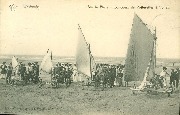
12,56,19,77
124,14,156,82
12,56,18,69
40,50,53,74
76,25,94,78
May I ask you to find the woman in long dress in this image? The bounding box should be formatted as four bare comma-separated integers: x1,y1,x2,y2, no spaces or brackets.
160,67,169,88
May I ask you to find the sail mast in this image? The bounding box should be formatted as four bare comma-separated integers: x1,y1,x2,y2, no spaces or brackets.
89,44,92,79
51,51,53,83
154,27,157,68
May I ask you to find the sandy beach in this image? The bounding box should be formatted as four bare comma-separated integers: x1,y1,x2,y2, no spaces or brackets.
0,78,179,115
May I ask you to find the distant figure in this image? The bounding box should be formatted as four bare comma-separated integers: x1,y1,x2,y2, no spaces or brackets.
160,67,169,88
47,49,49,53
0,62,7,79
172,62,175,67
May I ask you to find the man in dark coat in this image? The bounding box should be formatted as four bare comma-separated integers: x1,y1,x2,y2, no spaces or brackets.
27,63,33,82
175,68,179,88
170,69,176,87
33,62,40,84
6,65,12,84
109,65,115,88
1,62,7,79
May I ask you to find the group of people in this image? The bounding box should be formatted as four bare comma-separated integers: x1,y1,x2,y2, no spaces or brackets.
1,60,179,91
0,60,130,89
170,68,179,88
52,63,74,87
93,64,124,89
0,61,40,85
150,67,179,90
51,62,125,89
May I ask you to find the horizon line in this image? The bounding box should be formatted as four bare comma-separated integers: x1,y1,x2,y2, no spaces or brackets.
0,54,180,60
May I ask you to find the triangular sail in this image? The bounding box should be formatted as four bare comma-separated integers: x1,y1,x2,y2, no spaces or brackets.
12,56,18,69
12,56,19,77
124,14,156,82
40,50,53,74
76,24,94,78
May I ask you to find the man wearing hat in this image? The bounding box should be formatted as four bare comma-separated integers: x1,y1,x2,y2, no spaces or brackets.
0,62,7,79
20,64,26,82
170,68,176,87
175,68,179,88
6,65,12,84
27,62,33,82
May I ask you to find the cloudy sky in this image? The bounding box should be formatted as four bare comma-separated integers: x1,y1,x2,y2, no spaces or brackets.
0,0,179,58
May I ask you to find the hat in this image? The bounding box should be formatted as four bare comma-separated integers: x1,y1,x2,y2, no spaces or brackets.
163,67,167,70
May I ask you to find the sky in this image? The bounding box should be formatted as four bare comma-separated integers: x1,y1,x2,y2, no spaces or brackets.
0,0,180,58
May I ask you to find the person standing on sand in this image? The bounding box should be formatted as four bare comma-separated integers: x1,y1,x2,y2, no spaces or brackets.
170,69,176,87
160,67,169,88
6,65,12,84
34,62,40,84
109,65,115,88
20,64,26,81
0,62,7,79
27,63,33,82
116,66,121,87
175,68,179,88
112,65,116,87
